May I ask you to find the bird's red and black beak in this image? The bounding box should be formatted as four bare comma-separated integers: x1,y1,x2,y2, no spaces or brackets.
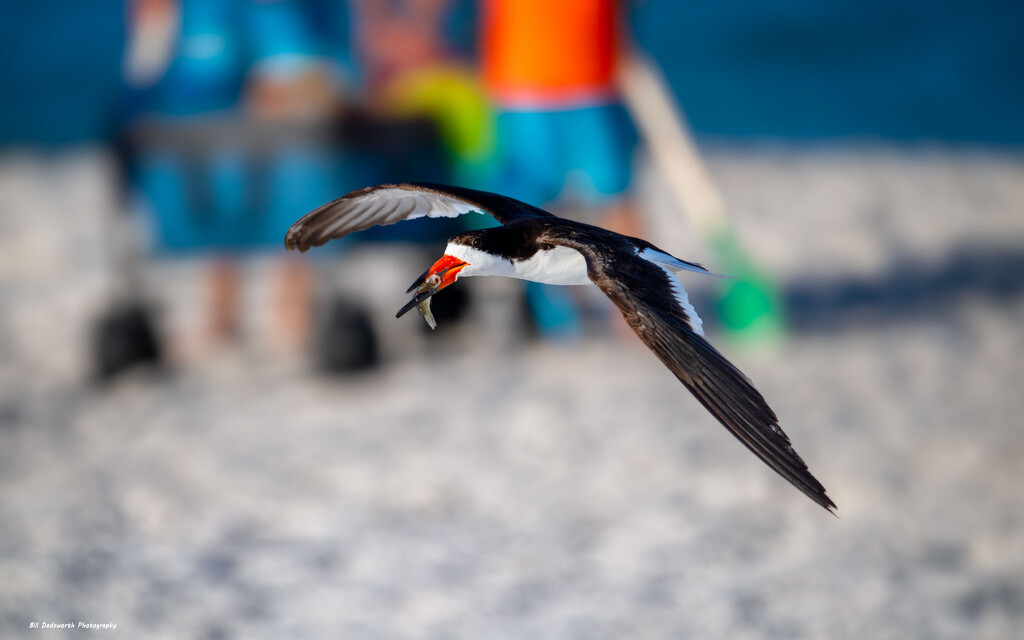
396,255,468,318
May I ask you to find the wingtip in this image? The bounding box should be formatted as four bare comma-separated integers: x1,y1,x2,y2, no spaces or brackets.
283,228,308,253
808,487,838,515
823,498,839,515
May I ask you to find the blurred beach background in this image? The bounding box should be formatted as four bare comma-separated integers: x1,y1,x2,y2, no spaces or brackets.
2,1,1023,638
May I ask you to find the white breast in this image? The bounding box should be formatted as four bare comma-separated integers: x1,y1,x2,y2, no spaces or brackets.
446,243,592,286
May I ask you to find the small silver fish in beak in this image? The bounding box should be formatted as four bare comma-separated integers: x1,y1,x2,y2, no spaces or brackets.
414,274,440,330
395,275,439,328
396,255,469,330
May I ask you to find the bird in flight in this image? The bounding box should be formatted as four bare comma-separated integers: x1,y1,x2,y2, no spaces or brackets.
285,183,835,512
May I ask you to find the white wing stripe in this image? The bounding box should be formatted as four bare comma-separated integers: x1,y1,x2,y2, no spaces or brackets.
656,265,704,336
639,247,710,276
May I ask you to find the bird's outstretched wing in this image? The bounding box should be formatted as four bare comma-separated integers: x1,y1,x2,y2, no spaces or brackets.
284,183,553,252
550,230,836,512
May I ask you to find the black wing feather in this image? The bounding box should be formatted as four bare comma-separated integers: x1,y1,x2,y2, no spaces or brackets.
548,227,836,512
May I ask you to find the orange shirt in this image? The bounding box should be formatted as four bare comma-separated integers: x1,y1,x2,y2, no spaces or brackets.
481,0,620,107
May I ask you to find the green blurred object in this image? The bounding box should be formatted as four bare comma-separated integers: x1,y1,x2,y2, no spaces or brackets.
383,64,497,188
708,227,785,341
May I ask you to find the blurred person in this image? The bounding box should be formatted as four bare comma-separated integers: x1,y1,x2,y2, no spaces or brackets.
479,0,641,339
241,1,340,357
121,0,343,364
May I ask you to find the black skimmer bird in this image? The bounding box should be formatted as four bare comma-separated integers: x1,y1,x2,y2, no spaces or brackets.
285,183,835,512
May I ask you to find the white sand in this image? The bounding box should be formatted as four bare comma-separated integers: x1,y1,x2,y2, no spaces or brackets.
1,146,1023,639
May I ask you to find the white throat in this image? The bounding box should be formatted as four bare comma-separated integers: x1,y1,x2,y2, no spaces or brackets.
445,242,592,286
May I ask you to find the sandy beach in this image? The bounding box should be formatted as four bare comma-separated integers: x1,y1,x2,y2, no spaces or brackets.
2,146,1023,639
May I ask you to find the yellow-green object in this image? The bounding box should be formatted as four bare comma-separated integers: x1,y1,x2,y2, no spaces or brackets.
384,64,495,167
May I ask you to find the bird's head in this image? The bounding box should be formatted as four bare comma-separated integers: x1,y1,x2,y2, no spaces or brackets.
396,254,469,318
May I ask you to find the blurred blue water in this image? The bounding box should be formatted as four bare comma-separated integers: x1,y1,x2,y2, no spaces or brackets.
0,1,125,145
1,0,1022,146
634,0,1024,144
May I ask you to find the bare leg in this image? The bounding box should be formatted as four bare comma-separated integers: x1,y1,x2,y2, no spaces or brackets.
270,257,314,356
208,258,242,345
